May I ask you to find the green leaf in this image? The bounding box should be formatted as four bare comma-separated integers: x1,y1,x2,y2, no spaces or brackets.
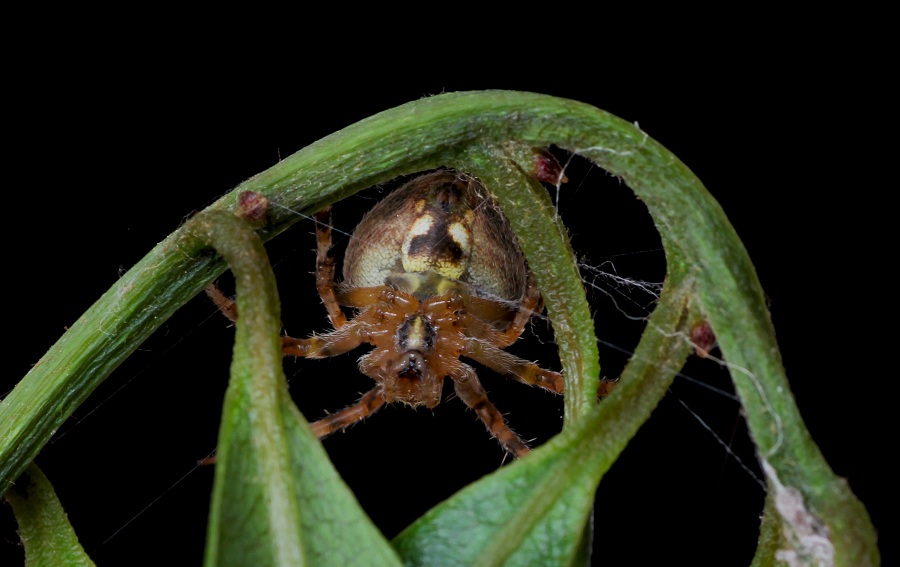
5,464,96,567
185,208,400,567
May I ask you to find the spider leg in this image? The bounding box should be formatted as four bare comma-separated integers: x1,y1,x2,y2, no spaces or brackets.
281,317,373,358
496,275,544,347
460,291,617,400
204,207,347,330
450,363,530,457
597,378,617,398
465,339,617,398
205,282,239,322
463,339,564,394
200,384,382,465
310,387,386,438
463,275,543,348
313,207,349,328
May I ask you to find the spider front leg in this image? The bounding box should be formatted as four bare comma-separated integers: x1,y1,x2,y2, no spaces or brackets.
459,305,617,400
204,207,346,330
463,338,564,394
281,288,405,358
281,313,376,358
450,363,531,457
312,207,349,328
464,339,616,399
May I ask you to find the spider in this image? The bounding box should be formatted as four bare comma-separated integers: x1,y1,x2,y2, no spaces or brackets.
209,170,568,457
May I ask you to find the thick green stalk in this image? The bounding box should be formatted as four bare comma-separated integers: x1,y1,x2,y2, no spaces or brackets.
0,91,877,565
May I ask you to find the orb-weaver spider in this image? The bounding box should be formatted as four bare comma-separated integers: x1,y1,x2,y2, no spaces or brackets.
210,169,575,457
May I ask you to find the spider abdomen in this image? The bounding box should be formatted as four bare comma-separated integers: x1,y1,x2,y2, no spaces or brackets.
343,171,528,304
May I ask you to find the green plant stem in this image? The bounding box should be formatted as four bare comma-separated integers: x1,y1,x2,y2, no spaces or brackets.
0,91,878,565
461,144,600,424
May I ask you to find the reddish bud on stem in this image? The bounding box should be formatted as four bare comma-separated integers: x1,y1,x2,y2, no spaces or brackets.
532,149,568,184
690,320,716,358
238,191,269,223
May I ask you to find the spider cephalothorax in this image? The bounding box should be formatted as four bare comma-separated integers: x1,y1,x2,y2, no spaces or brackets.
211,170,565,457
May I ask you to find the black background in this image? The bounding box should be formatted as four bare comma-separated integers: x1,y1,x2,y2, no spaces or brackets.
2,44,887,566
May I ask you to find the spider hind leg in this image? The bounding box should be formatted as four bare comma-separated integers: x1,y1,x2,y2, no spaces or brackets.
451,364,531,457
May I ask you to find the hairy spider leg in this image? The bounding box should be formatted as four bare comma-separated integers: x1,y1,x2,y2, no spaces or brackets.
203,207,356,332
419,296,538,456
464,275,544,348
281,287,406,358
422,295,564,394
202,207,346,328
204,281,239,322
449,363,531,457
280,320,370,358
462,336,564,394
280,304,391,439
308,387,386,438
282,286,417,438
454,289,616,399
312,207,348,328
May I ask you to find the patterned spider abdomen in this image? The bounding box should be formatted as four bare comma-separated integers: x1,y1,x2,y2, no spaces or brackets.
342,171,528,304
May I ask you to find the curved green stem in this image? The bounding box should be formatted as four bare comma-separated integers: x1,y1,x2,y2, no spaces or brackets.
0,91,878,566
